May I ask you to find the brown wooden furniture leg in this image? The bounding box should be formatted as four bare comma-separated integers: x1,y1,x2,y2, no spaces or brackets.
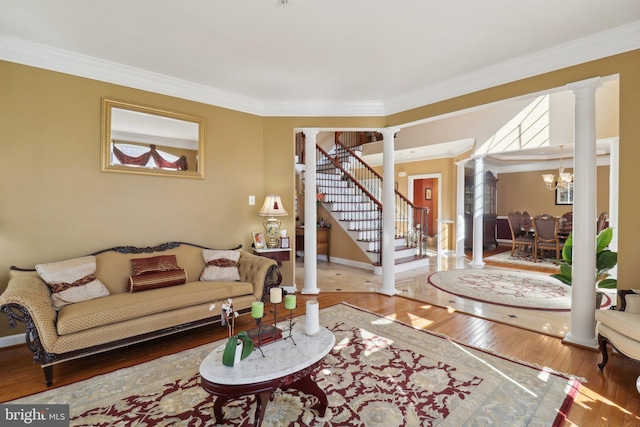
254,390,273,427
286,375,328,416
213,396,229,424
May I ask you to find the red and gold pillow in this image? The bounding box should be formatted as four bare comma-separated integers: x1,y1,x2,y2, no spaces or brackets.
129,269,188,292
131,255,180,276
128,254,186,292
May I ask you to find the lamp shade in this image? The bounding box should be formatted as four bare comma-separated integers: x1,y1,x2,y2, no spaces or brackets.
258,195,288,217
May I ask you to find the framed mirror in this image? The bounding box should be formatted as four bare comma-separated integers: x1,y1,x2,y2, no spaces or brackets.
101,99,205,179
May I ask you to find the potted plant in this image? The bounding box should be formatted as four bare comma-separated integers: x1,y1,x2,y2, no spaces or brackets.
551,228,618,307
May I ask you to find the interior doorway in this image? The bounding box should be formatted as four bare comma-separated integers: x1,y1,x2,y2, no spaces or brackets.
408,173,441,251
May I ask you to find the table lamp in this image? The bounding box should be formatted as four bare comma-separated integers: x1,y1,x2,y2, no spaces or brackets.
258,195,288,248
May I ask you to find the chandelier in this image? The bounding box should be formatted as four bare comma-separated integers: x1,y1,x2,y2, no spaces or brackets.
542,145,573,190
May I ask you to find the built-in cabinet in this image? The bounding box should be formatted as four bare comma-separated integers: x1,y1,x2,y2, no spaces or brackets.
464,170,498,249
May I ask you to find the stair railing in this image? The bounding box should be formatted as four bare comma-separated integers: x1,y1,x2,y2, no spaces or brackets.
329,138,430,258
316,144,383,264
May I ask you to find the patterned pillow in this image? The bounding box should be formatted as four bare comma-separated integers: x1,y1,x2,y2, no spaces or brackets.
129,269,188,292
131,255,180,276
36,256,110,310
200,250,241,281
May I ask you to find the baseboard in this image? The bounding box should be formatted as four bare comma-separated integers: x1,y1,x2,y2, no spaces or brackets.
321,256,375,271
0,333,25,349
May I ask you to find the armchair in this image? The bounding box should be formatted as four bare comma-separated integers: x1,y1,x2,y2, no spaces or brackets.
596,290,640,373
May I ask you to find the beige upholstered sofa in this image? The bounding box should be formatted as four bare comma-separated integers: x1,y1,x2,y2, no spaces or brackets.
0,242,278,386
596,290,640,371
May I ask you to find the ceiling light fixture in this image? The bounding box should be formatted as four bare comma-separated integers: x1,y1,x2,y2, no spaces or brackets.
541,145,573,191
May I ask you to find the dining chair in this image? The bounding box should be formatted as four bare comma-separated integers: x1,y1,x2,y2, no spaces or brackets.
507,212,534,256
562,211,573,224
597,211,608,233
532,214,564,261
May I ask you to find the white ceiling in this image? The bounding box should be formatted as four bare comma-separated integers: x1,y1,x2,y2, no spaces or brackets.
1,1,639,117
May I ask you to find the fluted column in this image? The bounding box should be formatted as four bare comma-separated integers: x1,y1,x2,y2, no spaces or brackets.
564,77,601,347
455,159,471,257
379,127,400,296
301,128,320,295
469,155,485,268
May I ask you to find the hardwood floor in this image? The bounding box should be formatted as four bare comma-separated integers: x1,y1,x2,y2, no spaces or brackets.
1,292,638,425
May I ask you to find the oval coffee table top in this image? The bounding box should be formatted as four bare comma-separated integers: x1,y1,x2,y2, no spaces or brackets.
200,325,335,386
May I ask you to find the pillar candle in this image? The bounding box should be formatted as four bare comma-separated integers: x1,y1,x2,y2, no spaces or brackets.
270,287,283,304
305,300,320,335
251,301,264,318
284,294,296,310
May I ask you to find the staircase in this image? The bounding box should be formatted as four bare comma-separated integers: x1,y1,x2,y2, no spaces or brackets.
297,131,430,274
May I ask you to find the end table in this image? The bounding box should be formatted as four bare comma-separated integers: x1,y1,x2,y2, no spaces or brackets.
253,247,291,288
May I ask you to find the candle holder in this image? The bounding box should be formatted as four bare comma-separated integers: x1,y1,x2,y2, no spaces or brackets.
253,317,265,357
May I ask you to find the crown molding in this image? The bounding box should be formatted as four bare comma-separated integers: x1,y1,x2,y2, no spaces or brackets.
383,20,640,115
1,20,639,117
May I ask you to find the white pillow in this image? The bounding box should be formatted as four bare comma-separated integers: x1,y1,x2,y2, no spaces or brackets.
200,250,241,282
36,256,110,310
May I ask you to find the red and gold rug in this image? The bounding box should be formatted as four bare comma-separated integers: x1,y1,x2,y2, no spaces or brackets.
9,303,581,426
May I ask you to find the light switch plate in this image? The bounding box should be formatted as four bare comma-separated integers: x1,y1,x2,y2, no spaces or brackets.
249,195,255,205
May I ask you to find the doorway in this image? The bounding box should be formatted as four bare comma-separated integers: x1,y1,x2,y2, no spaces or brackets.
408,173,441,251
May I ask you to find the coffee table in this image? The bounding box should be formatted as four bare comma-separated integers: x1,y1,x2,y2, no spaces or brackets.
199,325,335,426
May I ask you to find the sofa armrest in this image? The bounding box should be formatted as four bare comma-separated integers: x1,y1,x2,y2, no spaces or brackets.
237,250,278,301
0,270,59,359
619,289,640,314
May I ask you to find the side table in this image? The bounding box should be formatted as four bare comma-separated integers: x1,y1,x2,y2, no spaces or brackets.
253,247,291,287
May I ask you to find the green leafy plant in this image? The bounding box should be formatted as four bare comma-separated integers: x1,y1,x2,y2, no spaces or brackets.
551,227,617,289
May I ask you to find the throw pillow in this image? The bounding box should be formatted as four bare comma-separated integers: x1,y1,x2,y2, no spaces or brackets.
200,249,241,281
129,269,188,292
36,256,110,310
131,254,180,276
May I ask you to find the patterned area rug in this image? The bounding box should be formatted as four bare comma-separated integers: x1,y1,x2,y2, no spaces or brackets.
483,250,561,272
10,303,580,426
428,269,572,311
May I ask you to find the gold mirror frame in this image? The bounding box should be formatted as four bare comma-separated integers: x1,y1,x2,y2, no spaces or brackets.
101,98,205,179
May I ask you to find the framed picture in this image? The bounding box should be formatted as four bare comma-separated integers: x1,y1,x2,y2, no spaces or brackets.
252,231,266,249
280,236,290,249
425,188,432,200
555,182,574,205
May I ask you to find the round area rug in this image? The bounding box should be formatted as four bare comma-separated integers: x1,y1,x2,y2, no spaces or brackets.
427,269,573,311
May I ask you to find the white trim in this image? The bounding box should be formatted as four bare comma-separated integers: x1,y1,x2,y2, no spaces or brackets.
320,256,375,272
0,333,25,349
1,21,638,117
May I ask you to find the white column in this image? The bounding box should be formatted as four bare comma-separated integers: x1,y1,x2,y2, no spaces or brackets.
455,159,470,257
301,128,320,295
379,127,400,296
564,77,601,347
608,138,619,279
470,155,485,268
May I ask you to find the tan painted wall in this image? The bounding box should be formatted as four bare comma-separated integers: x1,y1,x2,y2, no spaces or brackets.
496,167,610,217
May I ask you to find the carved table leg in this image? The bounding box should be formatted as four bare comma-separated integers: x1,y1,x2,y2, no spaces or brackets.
213,396,230,424
254,390,273,427
286,375,328,416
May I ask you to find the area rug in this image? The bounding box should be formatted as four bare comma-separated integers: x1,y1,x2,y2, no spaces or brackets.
483,250,561,272
428,269,572,311
9,303,580,426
